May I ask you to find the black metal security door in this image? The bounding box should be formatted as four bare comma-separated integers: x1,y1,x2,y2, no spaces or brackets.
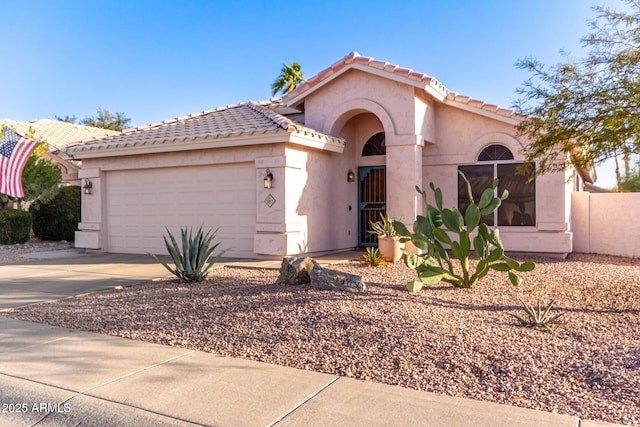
358,166,386,246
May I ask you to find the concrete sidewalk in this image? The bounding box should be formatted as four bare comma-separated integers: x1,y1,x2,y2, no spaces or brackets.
0,318,616,427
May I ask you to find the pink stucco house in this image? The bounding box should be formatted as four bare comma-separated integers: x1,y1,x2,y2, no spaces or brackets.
68,52,590,258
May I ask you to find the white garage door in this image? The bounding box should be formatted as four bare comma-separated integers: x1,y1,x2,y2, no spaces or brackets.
106,163,256,257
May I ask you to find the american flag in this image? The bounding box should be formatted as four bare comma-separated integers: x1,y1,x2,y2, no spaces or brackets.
0,126,39,198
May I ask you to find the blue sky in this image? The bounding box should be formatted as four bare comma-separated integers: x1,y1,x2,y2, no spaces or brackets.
0,0,626,188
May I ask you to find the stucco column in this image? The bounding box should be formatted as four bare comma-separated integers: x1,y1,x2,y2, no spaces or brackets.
254,153,308,256
75,168,104,250
385,134,423,225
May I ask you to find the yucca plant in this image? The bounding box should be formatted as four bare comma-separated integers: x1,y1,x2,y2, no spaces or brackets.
150,226,229,283
360,247,386,267
508,298,564,329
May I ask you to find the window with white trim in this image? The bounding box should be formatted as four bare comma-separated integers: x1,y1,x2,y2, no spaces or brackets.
458,144,535,227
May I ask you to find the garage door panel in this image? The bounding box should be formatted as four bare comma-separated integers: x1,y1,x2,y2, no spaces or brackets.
106,164,255,257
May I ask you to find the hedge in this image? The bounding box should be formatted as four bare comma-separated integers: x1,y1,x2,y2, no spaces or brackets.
31,186,81,241
0,209,32,244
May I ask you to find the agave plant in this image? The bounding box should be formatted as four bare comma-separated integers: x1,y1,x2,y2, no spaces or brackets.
150,226,229,283
360,247,386,267
508,298,564,329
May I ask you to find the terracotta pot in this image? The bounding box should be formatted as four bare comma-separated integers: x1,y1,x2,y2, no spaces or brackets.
404,240,419,255
378,237,403,262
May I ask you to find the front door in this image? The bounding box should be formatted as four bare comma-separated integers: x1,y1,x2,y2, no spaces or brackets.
358,166,386,246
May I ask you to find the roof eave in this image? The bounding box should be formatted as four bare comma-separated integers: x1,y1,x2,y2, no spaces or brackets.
289,134,345,153
68,130,345,159
68,132,290,159
443,98,521,126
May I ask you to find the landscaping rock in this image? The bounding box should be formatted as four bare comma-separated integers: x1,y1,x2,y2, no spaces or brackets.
309,261,366,293
277,256,366,293
276,256,314,285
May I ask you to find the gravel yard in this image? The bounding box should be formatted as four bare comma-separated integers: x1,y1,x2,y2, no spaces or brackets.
2,250,639,425
0,239,72,264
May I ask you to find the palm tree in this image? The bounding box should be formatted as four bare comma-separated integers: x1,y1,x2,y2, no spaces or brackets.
271,62,305,96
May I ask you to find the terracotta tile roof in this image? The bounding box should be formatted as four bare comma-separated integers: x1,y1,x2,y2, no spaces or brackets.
284,52,448,103
0,119,118,152
66,101,344,155
446,93,518,119
283,51,519,121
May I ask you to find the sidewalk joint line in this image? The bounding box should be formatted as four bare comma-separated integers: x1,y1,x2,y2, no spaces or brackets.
77,350,196,395
268,375,340,427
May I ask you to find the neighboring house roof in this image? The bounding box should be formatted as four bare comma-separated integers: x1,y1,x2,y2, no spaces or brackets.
282,51,520,124
66,101,345,158
0,119,119,153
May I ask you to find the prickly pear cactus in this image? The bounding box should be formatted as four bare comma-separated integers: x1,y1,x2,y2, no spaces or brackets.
393,170,535,289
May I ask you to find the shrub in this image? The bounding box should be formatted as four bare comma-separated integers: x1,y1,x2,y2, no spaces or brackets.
360,247,385,267
150,226,229,283
30,186,81,241
0,209,32,244
393,171,535,289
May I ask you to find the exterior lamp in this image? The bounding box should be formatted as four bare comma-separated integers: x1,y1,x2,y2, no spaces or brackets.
83,178,93,194
264,169,273,189
347,169,355,182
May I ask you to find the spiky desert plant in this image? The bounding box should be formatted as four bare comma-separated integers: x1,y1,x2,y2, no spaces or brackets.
368,212,399,239
393,170,535,288
150,226,229,283
360,247,386,267
508,298,564,329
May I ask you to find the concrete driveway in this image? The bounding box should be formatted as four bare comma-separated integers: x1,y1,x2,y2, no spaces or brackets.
0,251,171,311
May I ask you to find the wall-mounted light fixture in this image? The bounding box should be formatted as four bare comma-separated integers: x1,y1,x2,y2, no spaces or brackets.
347,169,355,182
264,169,273,189
83,178,93,194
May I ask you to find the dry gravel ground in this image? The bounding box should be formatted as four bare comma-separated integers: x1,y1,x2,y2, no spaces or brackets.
0,239,72,264
2,251,639,425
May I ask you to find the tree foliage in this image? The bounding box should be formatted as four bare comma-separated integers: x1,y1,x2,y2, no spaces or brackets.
20,144,63,205
56,107,131,131
271,62,305,96
514,1,640,185
0,125,62,208
619,160,640,191
30,186,81,241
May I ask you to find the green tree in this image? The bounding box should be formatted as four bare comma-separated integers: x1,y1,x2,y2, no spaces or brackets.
55,114,77,124
0,125,62,208
20,145,63,205
513,1,640,190
271,62,305,96
619,160,640,191
57,107,131,131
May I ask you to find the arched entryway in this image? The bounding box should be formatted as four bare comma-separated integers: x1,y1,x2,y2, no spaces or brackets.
327,102,395,249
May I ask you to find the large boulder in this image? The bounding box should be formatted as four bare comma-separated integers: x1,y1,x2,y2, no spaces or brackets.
276,256,314,285
276,256,366,293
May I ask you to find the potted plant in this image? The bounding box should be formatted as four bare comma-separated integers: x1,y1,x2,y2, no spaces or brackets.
369,213,403,262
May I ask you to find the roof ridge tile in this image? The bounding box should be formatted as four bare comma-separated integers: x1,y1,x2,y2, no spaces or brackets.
282,52,517,120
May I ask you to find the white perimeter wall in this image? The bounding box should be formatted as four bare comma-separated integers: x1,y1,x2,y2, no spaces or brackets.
572,192,640,258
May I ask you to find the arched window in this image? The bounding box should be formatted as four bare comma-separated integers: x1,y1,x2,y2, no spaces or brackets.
362,132,386,156
477,144,514,161
458,144,536,227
